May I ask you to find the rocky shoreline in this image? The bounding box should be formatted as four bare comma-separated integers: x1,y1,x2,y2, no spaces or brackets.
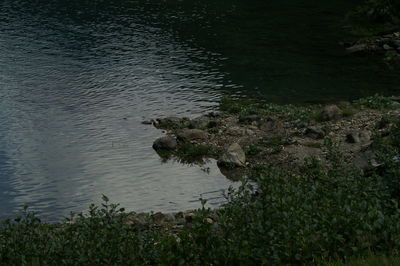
149,96,400,179
124,95,400,231
344,30,400,64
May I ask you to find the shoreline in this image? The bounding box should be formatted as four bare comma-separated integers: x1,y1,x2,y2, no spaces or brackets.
151,95,400,180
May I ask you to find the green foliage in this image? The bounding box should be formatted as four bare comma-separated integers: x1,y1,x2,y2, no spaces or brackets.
173,143,221,164
220,96,320,122
354,94,396,109
328,252,400,265
348,0,400,36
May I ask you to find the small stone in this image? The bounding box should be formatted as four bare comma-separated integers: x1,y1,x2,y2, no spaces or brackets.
153,136,178,150
218,143,246,167
206,111,223,118
320,105,343,121
305,127,325,139
383,44,393,50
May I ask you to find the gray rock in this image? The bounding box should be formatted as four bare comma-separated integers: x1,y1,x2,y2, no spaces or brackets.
346,130,371,144
206,111,223,118
321,105,343,121
155,117,183,129
153,136,178,150
383,44,393,50
352,150,377,172
346,44,381,54
305,127,325,139
239,115,260,123
259,118,285,134
177,129,208,142
218,143,246,167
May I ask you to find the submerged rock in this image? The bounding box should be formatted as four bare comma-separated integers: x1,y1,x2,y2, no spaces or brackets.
153,136,178,150
218,143,246,167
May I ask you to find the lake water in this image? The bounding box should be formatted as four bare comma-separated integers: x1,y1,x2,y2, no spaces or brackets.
0,0,399,221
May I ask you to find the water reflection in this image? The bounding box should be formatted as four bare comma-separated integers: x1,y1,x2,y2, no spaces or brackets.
0,0,238,221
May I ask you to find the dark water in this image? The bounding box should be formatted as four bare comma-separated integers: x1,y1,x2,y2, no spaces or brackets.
0,0,399,220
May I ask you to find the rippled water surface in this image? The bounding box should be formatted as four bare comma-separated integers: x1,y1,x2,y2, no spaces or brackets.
0,0,399,220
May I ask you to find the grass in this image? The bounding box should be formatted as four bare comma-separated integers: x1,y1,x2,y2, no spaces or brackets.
219,96,321,122
354,94,397,109
158,142,222,164
328,253,400,266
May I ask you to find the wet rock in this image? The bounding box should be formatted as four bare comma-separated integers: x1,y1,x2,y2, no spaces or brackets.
206,111,223,118
321,105,343,121
239,115,261,123
177,129,208,142
346,130,371,144
305,127,325,139
155,117,183,129
218,143,246,167
153,136,178,150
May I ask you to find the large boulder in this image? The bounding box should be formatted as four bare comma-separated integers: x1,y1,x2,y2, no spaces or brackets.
320,105,343,121
153,136,178,150
218,143,246,167
177,129,208,142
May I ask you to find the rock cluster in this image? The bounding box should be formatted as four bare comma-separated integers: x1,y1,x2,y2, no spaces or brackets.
148,100,400,178
345,31,400,63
